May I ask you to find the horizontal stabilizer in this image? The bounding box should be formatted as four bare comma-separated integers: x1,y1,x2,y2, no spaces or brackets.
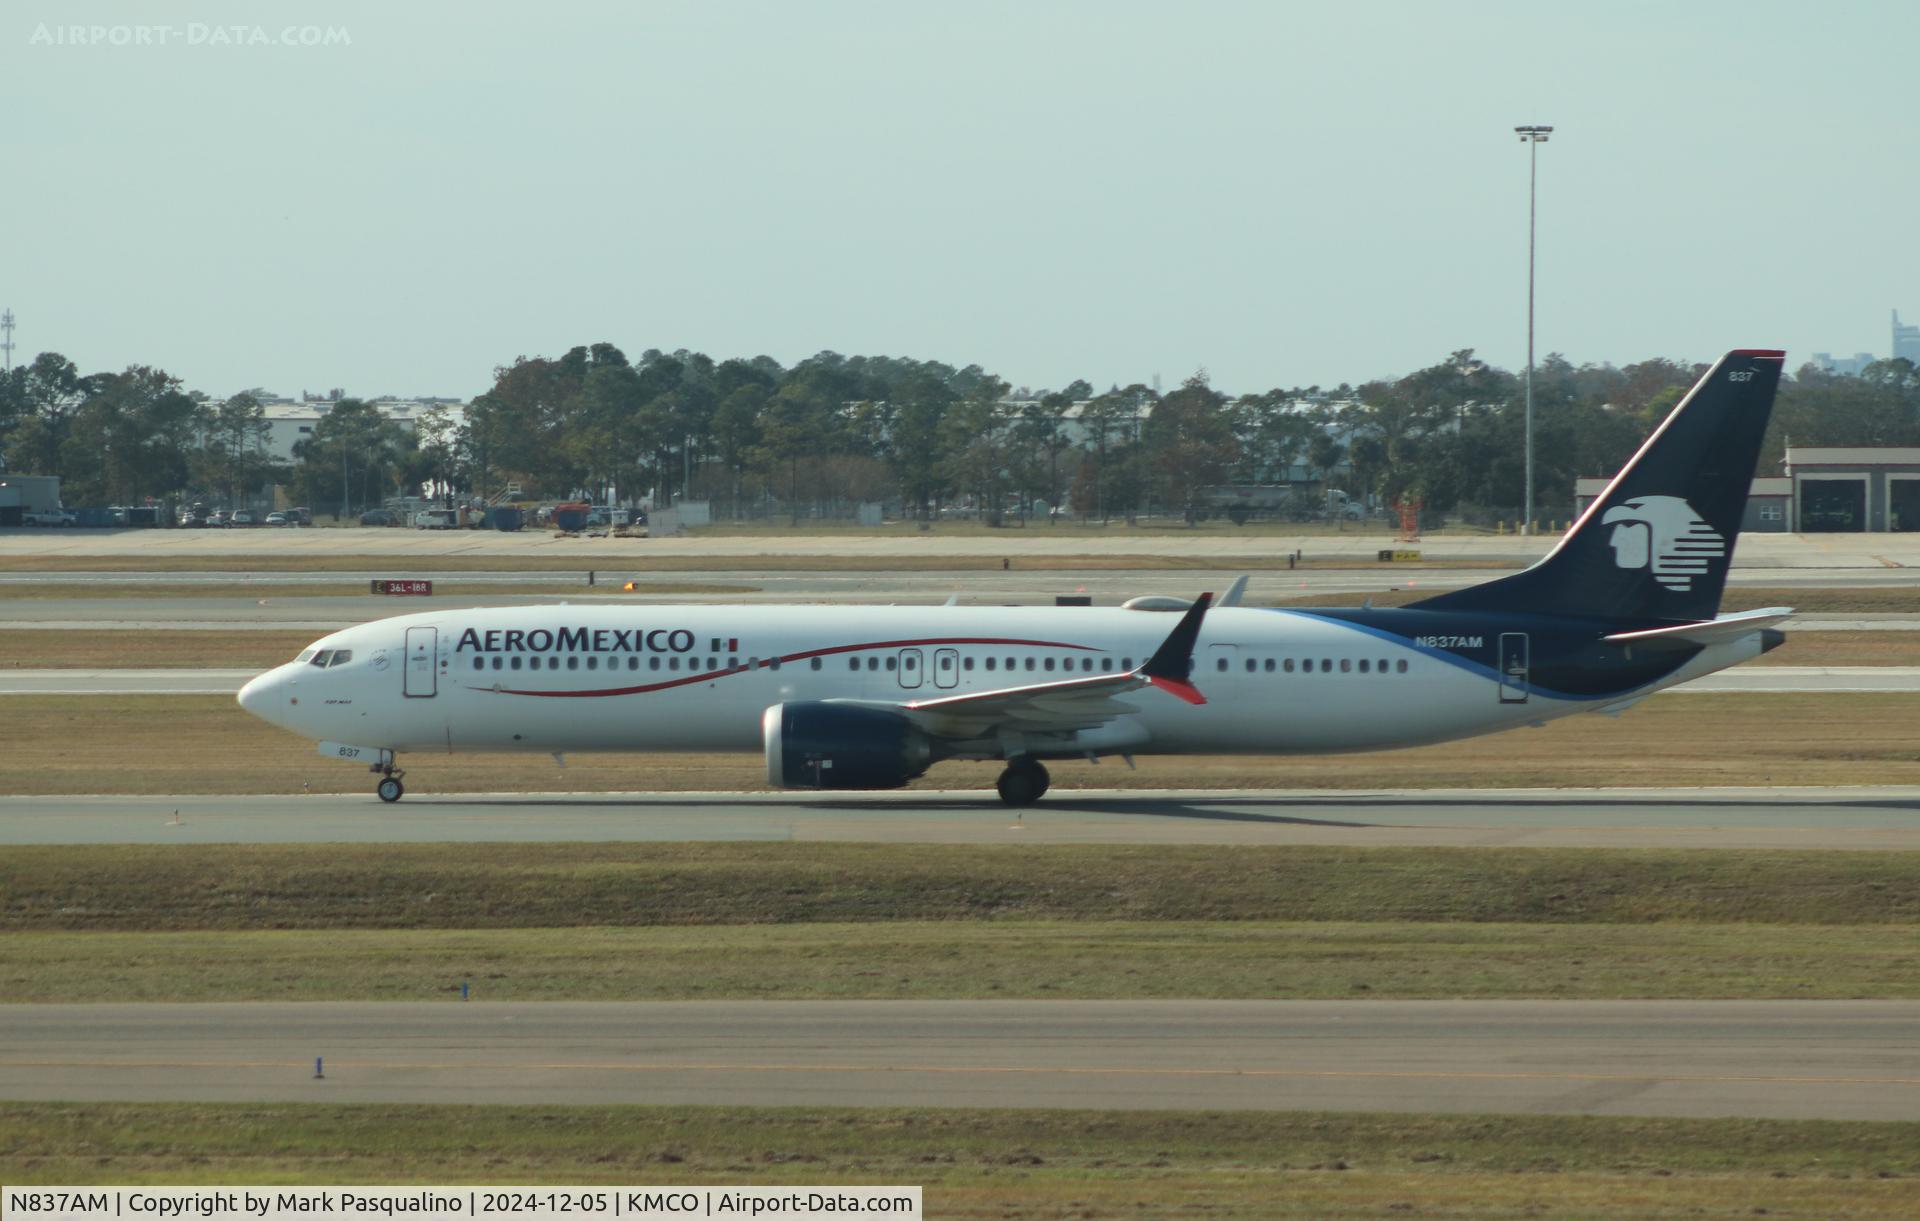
1601,607,1794,649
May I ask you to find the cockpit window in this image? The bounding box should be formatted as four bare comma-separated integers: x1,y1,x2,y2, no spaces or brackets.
327,650,353,667
309,650,333,667
296,650,316,663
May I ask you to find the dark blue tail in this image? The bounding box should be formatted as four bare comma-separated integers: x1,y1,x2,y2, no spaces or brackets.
1411,349,1786,623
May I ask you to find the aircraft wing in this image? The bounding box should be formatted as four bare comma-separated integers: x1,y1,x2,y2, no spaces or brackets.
878,594,1212,740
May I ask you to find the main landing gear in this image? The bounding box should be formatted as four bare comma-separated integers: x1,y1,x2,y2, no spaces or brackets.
995,758,1050,807
373,761,406,803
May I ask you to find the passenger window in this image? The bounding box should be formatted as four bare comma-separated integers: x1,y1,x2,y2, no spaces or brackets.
938,655,951,671
1264,658,1275,672
650,657,661,670
1044,658,1056,672
491,657,502,670
770,657,781,671
850,658,860,671
1024,657,1036,671
1358,659,1370,673
567,656,579,671
1320,659,1332,673
708,657,719,671
1082,658,1094,672
588,656,599,670
628,657,639,670
1100,658,1113,672
885,657,897,671
510,656,522,671
1121,658,1133,669
1216,658,1229,672
810,657,821,670
1283,659,1294,672
472,658,484,671
1245,659,1256,673
728,656,738,668
868,657,879,671
1378,658,1389,674
963,657,975,671
669,657,680,671
985,658,997,671
1397,659,1408,673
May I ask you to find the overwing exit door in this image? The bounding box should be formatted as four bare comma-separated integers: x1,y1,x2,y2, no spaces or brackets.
896,648,923,689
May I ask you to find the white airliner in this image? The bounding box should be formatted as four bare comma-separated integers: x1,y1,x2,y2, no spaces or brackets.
238,350,1790,805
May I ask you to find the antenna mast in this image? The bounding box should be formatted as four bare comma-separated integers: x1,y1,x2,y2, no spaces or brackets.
1,309,14,372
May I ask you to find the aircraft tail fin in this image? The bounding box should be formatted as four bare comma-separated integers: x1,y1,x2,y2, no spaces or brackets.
1411,349,1786,622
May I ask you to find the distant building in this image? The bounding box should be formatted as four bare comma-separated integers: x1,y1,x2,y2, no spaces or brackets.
205,396,466,463
1809,351,1878,377
1785,447,1920,532
1895,310,1920,364
0,474,63,525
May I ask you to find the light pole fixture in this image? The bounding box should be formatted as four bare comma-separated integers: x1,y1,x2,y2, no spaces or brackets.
1515,123,1551,534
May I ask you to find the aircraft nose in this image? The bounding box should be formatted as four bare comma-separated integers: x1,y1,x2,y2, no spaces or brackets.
237,669,284,724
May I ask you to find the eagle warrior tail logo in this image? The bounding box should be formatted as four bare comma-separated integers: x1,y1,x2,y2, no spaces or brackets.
1601,496,1726,592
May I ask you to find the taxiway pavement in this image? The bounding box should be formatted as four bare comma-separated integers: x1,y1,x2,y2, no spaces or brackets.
1,1000,1912,1119
7,787,1918,849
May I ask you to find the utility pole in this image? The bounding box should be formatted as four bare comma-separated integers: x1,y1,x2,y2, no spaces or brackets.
1,309,15,373
1515,124,1552,534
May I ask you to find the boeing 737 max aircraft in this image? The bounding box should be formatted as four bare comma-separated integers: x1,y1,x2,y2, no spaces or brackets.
238,349,1790,805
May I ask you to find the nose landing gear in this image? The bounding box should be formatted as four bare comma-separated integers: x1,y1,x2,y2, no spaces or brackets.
995,758,1050,807
372,760,407,803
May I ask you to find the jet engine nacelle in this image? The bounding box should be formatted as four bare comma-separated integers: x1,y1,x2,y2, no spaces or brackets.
762,702,935,790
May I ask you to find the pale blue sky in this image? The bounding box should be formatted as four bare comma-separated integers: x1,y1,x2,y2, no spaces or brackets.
4,0,1915,398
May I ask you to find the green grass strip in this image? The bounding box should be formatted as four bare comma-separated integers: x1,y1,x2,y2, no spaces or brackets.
6,844,1919,932
5,922,1920,1002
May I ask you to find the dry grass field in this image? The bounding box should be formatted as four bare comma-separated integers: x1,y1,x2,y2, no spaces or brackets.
4,1103,1916,1217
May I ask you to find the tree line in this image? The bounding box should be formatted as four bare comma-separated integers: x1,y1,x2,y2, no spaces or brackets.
3,342,1918,524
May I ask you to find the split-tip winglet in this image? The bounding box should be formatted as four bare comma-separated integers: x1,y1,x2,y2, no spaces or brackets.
1138,591,1213,705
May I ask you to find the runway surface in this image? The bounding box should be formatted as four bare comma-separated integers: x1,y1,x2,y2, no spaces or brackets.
1,1000,1912,1119
4,527,1917,564
0,568,1912,633
4,666,1911,695
8,787,1919,849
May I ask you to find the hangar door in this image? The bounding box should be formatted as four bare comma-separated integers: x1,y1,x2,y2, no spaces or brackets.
1892,481,1920,532
1801,479,1865,532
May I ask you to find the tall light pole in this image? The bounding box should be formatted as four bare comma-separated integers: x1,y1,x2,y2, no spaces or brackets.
1515,123,1552,534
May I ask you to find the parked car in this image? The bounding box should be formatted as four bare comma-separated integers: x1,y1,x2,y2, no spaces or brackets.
207,510,231,528
230,510,256,526
359,509,397,526
22,508,77,527
264,512,289,526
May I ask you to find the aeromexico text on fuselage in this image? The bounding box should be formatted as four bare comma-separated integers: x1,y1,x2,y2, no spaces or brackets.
455,626,707,655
